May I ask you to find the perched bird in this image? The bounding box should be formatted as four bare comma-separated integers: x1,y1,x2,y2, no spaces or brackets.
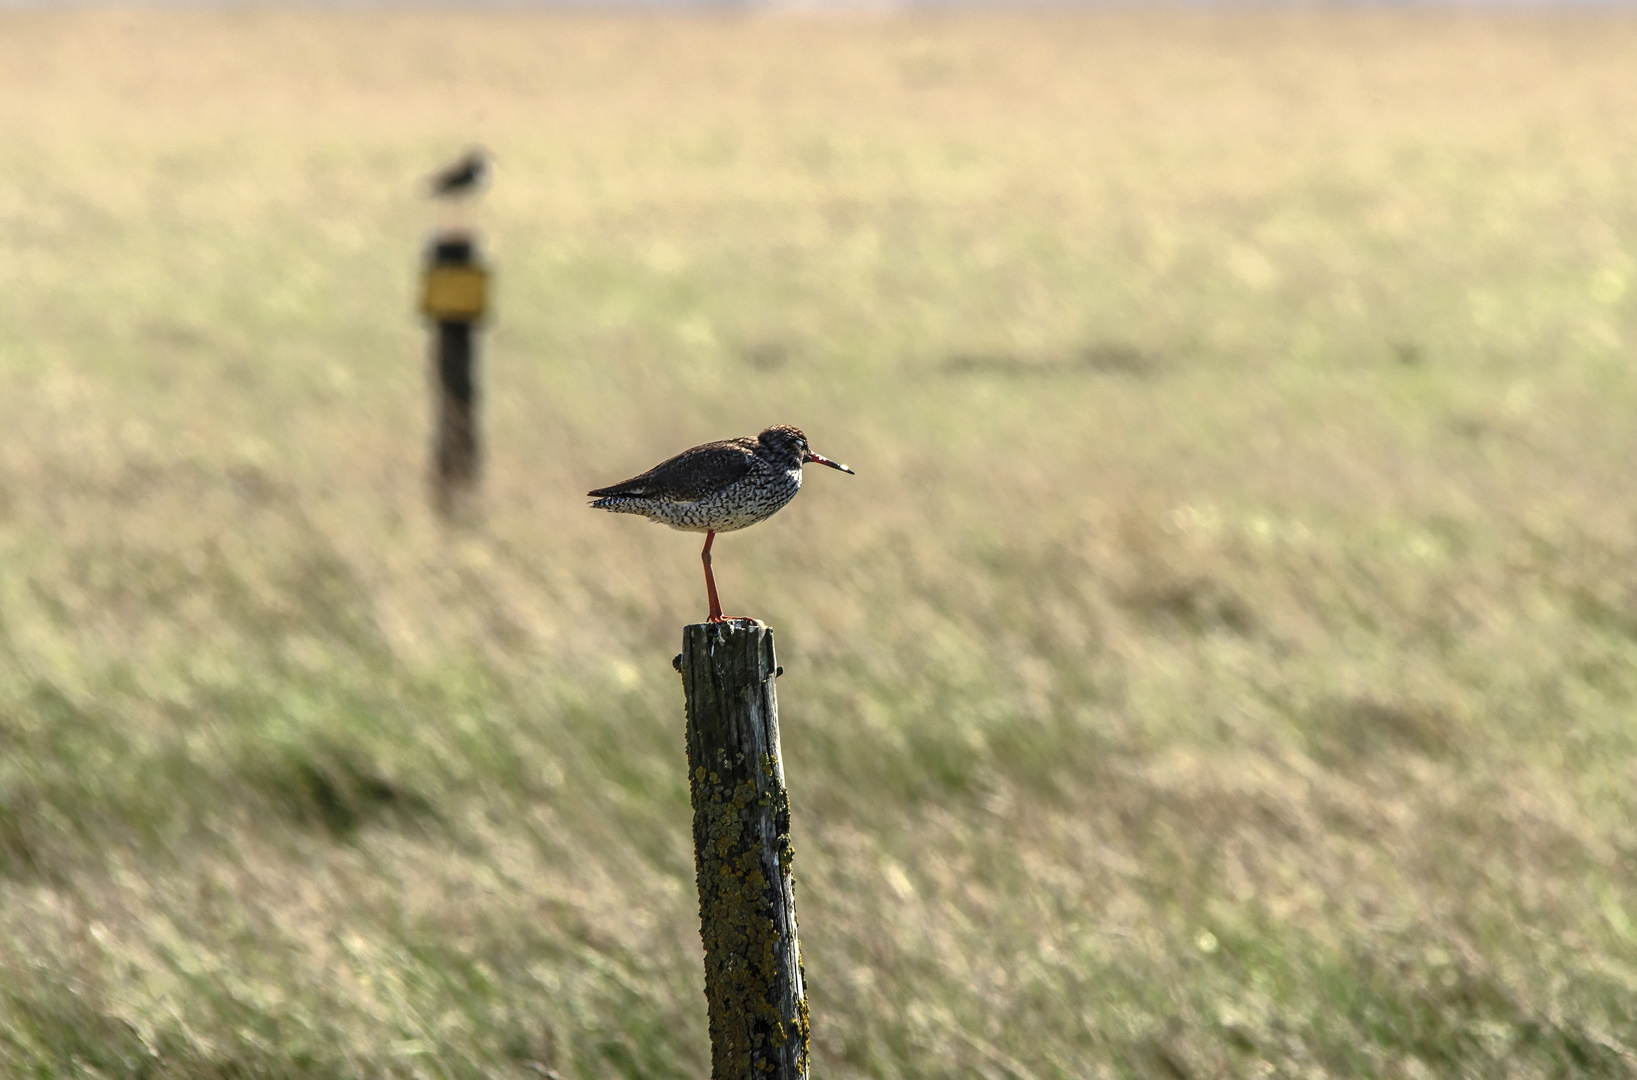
427,149,489,198
588,425,854,623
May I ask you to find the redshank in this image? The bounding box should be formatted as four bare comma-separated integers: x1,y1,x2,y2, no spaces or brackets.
588,425,854,623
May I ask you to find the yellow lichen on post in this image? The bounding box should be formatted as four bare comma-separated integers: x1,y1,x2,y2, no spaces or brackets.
679,621,809,1080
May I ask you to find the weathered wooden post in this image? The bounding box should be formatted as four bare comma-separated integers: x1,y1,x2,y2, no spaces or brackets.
419,231,489,512
675,619,809,1080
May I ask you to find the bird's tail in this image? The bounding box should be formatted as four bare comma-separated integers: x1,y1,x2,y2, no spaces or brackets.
588,493,647,513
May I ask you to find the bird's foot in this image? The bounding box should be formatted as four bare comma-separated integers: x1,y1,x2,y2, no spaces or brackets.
707,613,758,625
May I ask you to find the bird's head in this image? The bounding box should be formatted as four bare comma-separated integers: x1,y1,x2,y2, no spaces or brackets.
758,425,854,475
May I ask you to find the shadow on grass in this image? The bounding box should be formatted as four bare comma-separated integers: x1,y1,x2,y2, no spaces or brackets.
0,676,443,883
942,341,1166,378
1,982,352,1080
247,736,437,840
1305,695,1461,767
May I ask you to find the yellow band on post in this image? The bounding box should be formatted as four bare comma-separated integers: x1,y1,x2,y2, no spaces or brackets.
421,264,489,321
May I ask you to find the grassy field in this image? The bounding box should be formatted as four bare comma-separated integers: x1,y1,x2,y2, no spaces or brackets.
3,6,1637,1077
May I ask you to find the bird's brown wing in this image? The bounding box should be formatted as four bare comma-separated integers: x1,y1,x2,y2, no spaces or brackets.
587,438,754,502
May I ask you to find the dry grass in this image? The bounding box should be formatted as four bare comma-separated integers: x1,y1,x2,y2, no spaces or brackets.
3,6,1637,1078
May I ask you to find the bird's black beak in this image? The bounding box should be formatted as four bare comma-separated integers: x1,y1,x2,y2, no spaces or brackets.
805,451,854,475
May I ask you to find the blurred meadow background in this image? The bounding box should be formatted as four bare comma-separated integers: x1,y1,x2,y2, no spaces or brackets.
3,6,1637,1077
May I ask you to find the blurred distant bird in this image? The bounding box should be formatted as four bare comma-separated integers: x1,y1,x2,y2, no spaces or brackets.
589,425,854,623
428,149,489,197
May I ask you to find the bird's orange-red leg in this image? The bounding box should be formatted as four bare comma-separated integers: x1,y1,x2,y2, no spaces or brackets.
701,530,750,623
702,530,725,622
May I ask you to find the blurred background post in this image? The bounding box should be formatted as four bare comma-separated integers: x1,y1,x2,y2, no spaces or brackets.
420,149,491,514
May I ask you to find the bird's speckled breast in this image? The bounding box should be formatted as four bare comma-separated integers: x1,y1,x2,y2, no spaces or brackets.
665,465,803,532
